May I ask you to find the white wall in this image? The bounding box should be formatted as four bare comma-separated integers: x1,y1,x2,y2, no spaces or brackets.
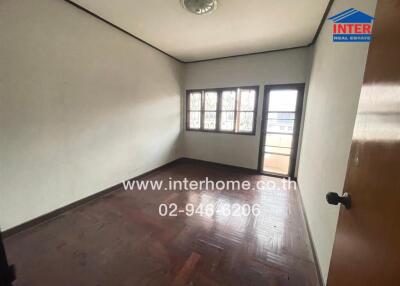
0,0,183,230
183,48,311,169
297,0,377,283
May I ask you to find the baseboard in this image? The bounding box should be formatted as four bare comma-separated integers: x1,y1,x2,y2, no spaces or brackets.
2,157,275,238
296,181,325,286
1,158,182,238
179,157,258,174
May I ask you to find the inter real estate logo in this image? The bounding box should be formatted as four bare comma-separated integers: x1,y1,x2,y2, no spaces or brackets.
328,8,375,42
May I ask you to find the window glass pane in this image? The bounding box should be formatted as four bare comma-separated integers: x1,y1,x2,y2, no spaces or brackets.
187,87,258,134
266,119,294,134
265,146,291,155
204,91,217,111
189,92,201,110
265,134,293,148
267,112,295,120
204,112,216,130
268,90,298,112
220,111,234,131
239,89,256,111
189,111,201,129
263,153,290,175
221,90,236,111
238,112,254,132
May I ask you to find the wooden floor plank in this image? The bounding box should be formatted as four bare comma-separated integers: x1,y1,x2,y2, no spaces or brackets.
172,252,202,286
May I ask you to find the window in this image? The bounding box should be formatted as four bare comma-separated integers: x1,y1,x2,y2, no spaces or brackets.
186,86,258,135
204,91,218,130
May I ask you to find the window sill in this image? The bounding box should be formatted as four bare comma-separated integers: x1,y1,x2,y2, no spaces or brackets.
185,129,256,136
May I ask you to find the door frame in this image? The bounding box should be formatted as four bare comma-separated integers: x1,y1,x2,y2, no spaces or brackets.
0,231,15,286
258,83,305,179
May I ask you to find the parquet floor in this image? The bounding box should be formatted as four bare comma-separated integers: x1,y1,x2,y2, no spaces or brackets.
4,160,319,286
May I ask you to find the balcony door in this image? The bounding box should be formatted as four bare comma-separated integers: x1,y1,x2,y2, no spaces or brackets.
258,84,304,178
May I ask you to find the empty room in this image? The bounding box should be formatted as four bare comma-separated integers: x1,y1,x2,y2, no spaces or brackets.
1,0,399,285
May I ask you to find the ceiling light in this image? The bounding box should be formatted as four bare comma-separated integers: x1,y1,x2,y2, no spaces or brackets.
181,0,218,15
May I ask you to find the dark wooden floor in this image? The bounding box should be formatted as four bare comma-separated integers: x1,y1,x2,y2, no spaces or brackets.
4,160,319,286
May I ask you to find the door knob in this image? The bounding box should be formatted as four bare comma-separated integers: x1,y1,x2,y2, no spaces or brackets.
326,192,351,209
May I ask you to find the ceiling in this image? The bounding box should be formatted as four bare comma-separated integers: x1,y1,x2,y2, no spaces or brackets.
71,0,330,62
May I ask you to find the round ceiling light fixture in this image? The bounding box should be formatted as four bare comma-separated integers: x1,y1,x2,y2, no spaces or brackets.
181,0,218,15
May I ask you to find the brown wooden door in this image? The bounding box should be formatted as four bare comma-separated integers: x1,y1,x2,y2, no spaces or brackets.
327,1,400,285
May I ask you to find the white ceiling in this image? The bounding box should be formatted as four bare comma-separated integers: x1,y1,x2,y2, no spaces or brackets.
72,0,330,62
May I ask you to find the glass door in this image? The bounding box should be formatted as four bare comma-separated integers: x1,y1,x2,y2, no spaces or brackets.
259,84,304,178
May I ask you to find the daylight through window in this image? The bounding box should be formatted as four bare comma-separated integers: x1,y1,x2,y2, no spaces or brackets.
187,87,258,134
